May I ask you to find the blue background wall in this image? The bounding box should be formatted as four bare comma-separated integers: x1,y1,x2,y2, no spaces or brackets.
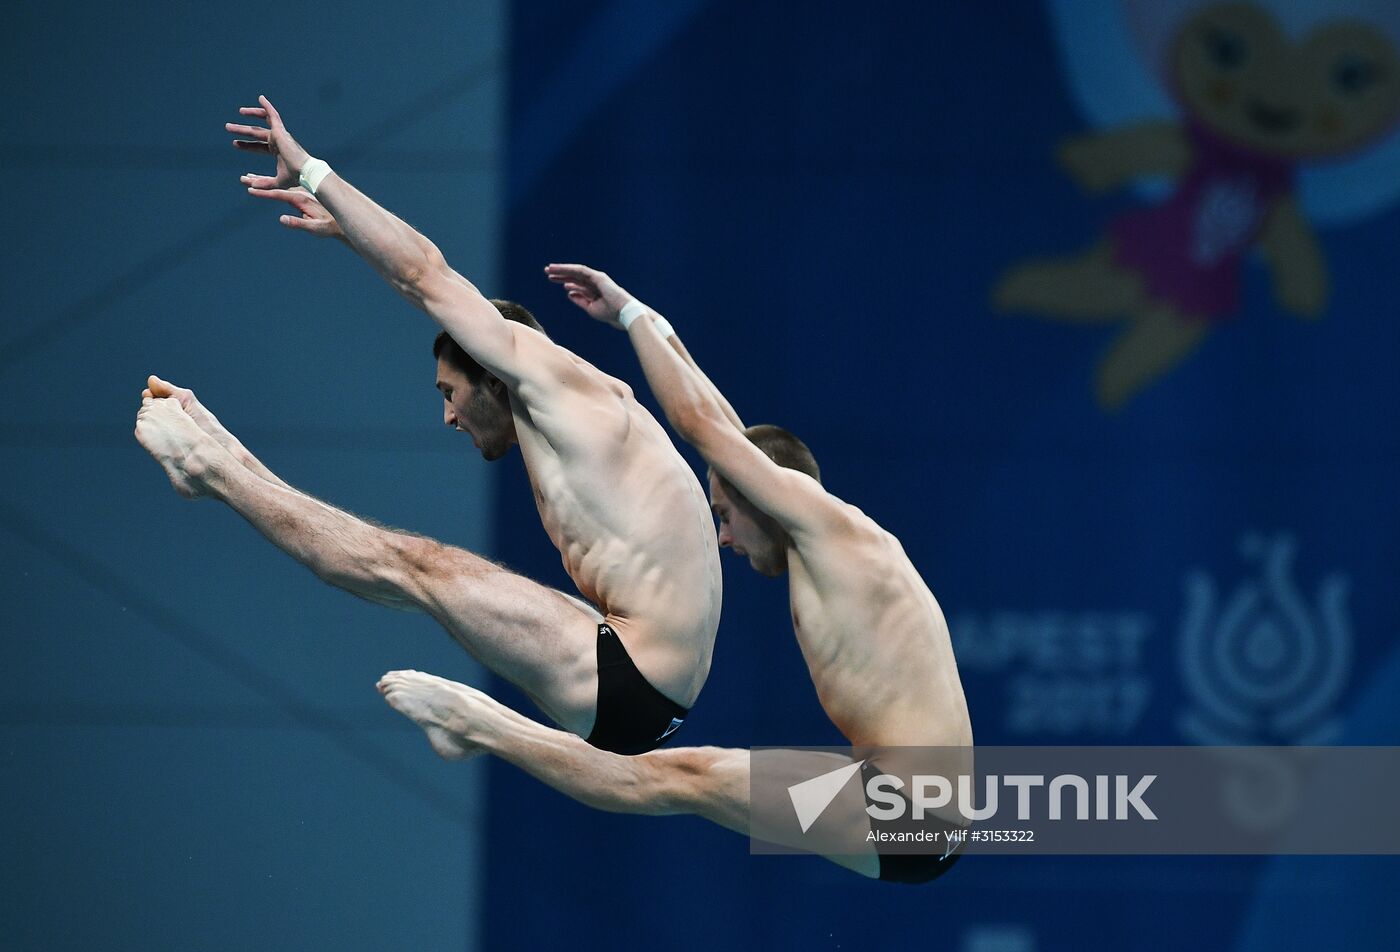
4,1,1397,950
486,2,1400,950
3,3,505,948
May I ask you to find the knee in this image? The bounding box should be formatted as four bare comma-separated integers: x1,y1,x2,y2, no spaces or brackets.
374,533,453,604
398,534,496,583
639,746,733,815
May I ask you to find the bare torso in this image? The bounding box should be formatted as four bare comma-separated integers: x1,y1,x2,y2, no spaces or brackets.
786,505,971,749
509,355,722,705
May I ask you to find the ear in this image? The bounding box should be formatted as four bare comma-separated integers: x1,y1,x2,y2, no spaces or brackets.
485,374,507,396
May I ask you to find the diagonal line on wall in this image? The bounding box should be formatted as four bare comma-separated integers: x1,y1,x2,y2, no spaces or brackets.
0,57,501,374
0,494,476,830
0,205,260,373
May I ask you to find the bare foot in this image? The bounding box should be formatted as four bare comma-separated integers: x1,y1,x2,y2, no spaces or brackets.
145,375,287,488
146,375,246,458
134,398,225,498
378,670,486,762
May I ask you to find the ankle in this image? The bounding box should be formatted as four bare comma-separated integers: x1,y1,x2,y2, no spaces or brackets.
183,442,228,496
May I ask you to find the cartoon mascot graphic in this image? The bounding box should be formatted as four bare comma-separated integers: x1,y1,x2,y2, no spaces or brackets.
995,0,1400,409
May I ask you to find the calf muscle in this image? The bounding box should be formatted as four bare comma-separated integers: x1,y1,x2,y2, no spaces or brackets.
210,462,436,611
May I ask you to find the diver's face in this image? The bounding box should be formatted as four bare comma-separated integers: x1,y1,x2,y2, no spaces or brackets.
1173,3,1400,157
436,358,514,461
709,473,787,577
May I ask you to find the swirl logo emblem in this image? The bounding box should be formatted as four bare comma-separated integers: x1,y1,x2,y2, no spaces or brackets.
1178,534,1353,832
1179,534,1352,745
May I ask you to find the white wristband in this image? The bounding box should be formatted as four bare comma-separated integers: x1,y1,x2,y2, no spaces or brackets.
299,157,333,195
618,299,648,330
653,316,676,339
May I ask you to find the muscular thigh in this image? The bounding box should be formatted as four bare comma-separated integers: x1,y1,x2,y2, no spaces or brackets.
413,540,603,731
749,749,880,877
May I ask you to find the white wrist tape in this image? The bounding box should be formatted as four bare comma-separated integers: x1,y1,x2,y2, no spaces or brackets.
618,299,648,330
653,316,676,339
299,157,333,195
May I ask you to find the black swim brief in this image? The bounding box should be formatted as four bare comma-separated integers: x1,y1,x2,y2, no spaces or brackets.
860,762,965,885
584,623,689,756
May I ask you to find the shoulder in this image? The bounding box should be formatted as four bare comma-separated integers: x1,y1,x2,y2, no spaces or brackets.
794,488,886,544
798,498,913,575
515,333,617,401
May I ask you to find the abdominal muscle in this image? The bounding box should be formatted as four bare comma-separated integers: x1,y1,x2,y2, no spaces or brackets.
515,403,722,704
789,542,970,749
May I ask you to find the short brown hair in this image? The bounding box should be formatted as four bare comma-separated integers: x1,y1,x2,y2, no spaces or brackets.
743,424,821,483
432,299,547,382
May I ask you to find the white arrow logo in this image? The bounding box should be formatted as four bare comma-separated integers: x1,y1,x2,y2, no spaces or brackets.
787,760,865,833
